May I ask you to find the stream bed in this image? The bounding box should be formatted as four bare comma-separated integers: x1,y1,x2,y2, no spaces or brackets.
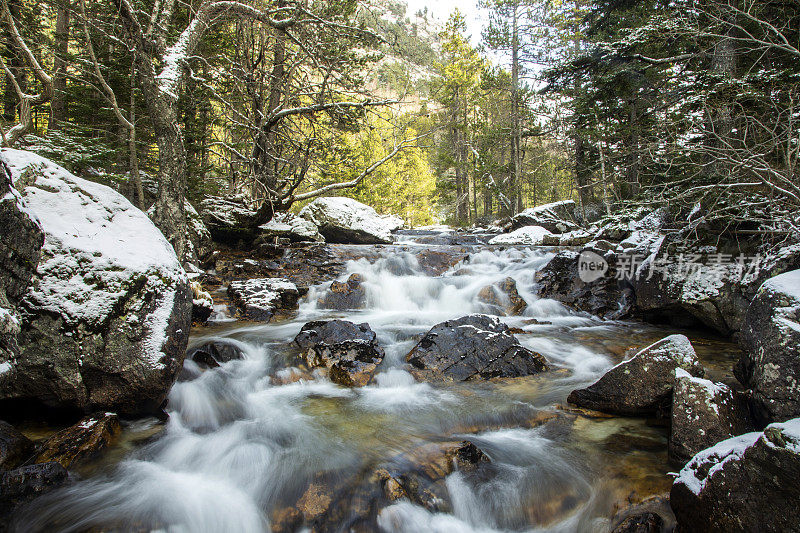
12,235,742,532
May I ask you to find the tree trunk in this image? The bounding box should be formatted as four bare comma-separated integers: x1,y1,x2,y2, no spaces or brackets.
50,0,70,130
510,3,523,214
2,0,22,123
129,62,144,210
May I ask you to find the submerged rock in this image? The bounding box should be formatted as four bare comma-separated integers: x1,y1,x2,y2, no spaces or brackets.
737,269,800,425
0,462,69,522
0,421,33,470
316,273,366,310
477,277,528,316
299,197,403,244
186,341,244,369
610,495,674,533
259,212,323,243
32,413,121,469
488,225,552,246
670,418,800,533
406,314,548,382
294,320,384,386
669,369,753,465
227,278,302,321
0,149,191,417
568,335,704,417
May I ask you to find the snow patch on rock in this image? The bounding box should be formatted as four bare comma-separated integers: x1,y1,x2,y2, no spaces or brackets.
489,226,552,246
675,431,761,495
299,197,403,244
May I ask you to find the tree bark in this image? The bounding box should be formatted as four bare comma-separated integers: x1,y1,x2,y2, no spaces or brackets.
510,2,523,213
50,0,70,130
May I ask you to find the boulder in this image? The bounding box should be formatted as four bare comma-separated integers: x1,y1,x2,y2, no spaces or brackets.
670,418,800,533
227,278,302,321
488,225,552,246
738,269,800,425
294,320,384,386
316,273,366,310
0,149,191,417
406,314,548,382
32,413,120,469
535,244,633,319
0,421,33,470
504,200,578,233
186,340,244,369
0,462,69,522
0,156,43,378
199,195,258,245
414,249,467,276
477,277,528,315
567,335,704,417
259,212,323,243
610,495,674,533
669,369,753,465
299,197,403,244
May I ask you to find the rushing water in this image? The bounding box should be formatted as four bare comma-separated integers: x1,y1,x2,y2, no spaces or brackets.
12,236,739,532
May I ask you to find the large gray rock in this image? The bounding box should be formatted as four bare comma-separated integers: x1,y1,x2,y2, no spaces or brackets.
488,225,552,246
737,269,800,425
0,156,43,375
199,194,258,245
294,320,384,386
227,278,302,321
299,197,403,244
669,369,753,465
406,314,548,382
670,418,800,533
0,149,191,417
568,335,704,417
503,200,578,233
259,212,323,243
0,421,33,470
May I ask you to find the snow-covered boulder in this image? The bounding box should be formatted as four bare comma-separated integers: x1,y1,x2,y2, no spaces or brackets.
504,200,578,233
488,226,552,246
670,418,800,533
670,369,753,465
0,158,43,368
567,335,705,417
738,269,800,425
227,278,302,321
299,197,403,244
199,194,258,245
0,149,191,417
259,212,323,243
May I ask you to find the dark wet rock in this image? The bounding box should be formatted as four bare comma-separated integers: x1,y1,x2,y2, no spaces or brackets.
32,413,121,469
299,197,402,244
316,273,367,310
610,495,674,533
0,155,44,388
414,249,467,276
502,200,579,234
216,244,347,289
199,195,259,245
0,462,69,522
294,320,384,386
535,244,633,319
0,421,33,470
670,418,800,533
669,370,753,465
406,314,548,382
259,212,323,243
632,240,800,337
568,335,704,417
737,269,800,425
187,341,244,369
1,150,191,418
227,278,302,321
477,277,528,316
